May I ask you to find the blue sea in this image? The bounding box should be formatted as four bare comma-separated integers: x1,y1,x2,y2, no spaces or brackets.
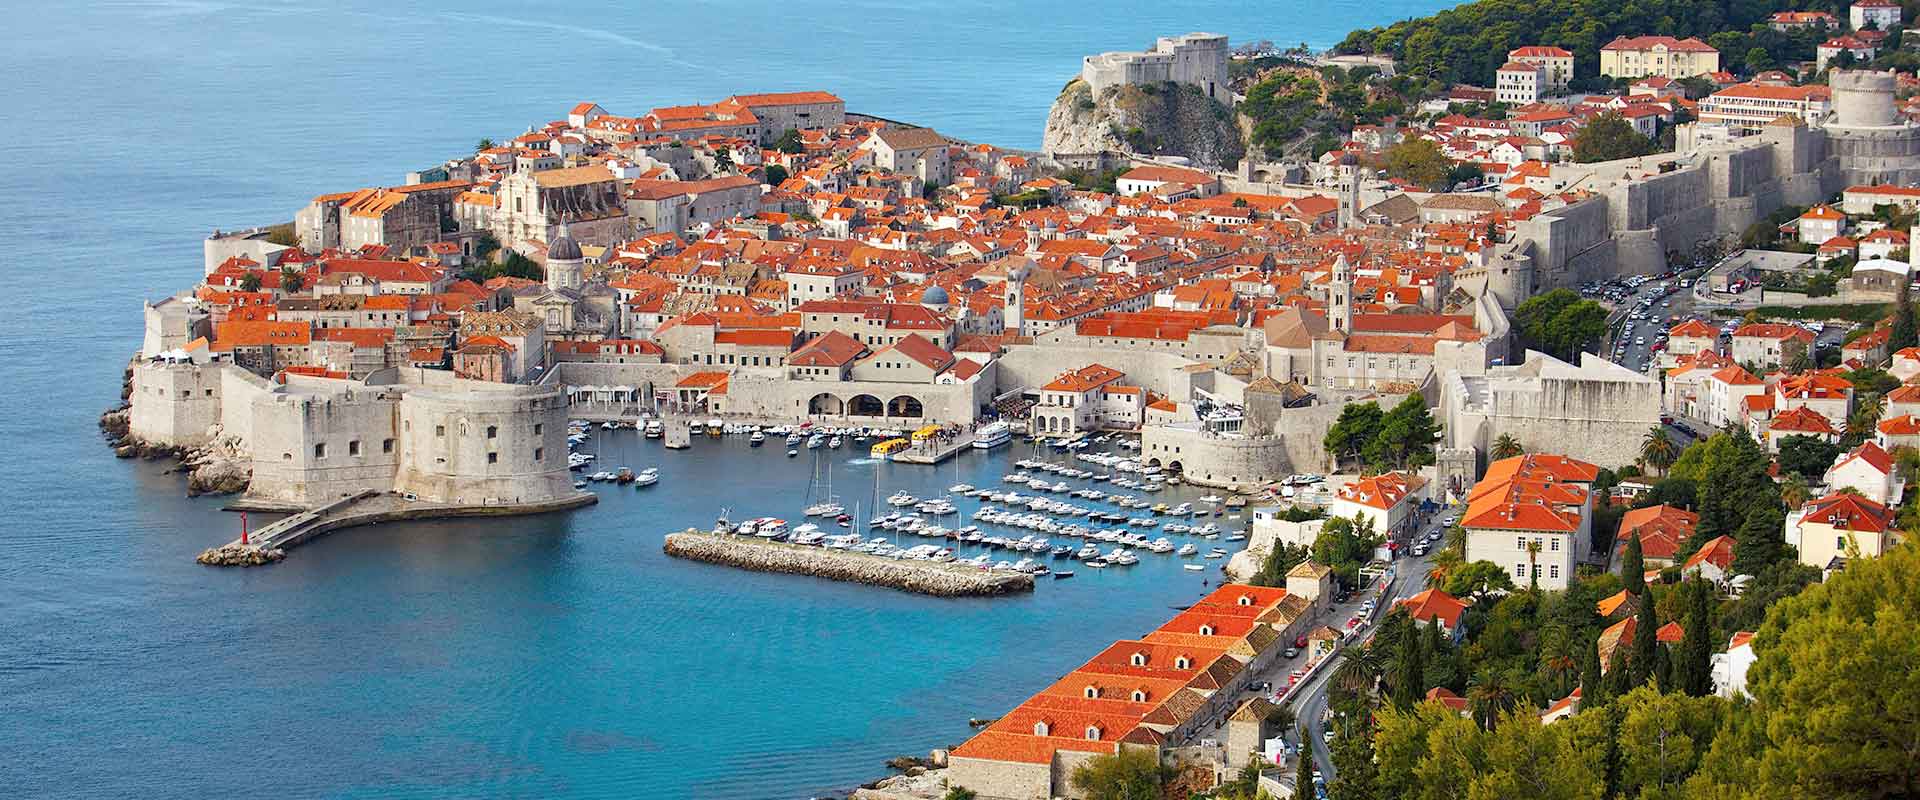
0,2,1456,797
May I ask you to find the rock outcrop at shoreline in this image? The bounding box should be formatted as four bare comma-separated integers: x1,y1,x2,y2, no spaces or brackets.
663,531,1034,597
99,406,252,496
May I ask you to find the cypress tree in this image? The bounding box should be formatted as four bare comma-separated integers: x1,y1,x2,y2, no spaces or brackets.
1679,579,1715,696
1653,641,1674,693
1629,594,1659,687
1605,645,1633,698
1392,626,1425,710
1622,533,1646,595
1295,732,1315,799
1580,632,1607,707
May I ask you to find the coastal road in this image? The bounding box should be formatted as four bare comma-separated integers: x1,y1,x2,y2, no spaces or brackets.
1291,513,1443,788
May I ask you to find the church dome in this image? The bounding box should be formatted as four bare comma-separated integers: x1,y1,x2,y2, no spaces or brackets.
547,223,583,262
921,285,950,307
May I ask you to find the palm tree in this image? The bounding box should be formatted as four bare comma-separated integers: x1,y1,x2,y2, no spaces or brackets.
1851,394,1887,439
1641,426,1678,476
1332,650,1382,697
1426,547,1463,588
1466,668,1517,730
1491,433,1523,460
1525,540,1542,593
1781,473,1811,508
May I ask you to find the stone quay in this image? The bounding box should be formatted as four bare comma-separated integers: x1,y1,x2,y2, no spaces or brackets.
662,530,1035,597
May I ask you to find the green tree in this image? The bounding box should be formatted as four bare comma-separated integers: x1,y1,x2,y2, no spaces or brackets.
238,272,262,293
1621,531,1646,596
1491,433,1524,460
1068,748,1170,800
941,787,977,800
1369,393,1441,469
1674,579,1714,697
1628,592,1659,687
1328,716,1380,800
774,128,805,154
1744,46,1772,74
1392,622,1427,710
1253,541,1312,587
1614,686,1730,798
1731,502,1786,577
1775,435,1840,481
1325,402,1385,467
712,146,735,173
1467,667,1519,729
1735,542,1920,798
1573,112,1658,163
1892,280,1917,351
279,265,305,294
1314,513,1385,588
1444,559,1517,597
1514,288,1608,359
476,138,496,151
1385,138,1453,190
1579,631,1607,707
1641,427,1678,476
763,164,789,186
1294,741,1315,800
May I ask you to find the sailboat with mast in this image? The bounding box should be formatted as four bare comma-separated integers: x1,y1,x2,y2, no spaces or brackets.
802,454,844,517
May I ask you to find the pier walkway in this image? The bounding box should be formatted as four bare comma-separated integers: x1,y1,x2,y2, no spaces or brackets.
203,490,597,564
890,433,977,465
663,530,1033,596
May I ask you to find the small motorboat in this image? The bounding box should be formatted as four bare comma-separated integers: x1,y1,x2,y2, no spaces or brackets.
749,431,766,447
787,448,799,458
1183,564,1206,571
634,468,659,487
1052,570,1074,579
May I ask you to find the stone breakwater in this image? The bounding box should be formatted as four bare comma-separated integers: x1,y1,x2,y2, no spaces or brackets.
196,542,286,566
663,531,1034,597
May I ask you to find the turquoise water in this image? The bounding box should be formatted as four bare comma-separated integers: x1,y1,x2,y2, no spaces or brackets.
0,1,1458,797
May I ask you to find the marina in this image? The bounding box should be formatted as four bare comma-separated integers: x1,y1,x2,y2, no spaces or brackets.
562,421,1251,586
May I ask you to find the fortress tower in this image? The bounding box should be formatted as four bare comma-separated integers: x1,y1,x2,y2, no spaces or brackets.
1080,33,1233,107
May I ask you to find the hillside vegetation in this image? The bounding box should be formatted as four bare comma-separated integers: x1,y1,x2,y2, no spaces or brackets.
1337,0,1839,88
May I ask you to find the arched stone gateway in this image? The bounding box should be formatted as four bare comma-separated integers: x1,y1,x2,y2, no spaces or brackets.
849,394,884,417
887,395,924,418
808,393,844,415
1167,460,1184,475
1146,457,1162,468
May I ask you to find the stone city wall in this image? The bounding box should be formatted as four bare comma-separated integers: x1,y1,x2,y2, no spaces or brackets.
999,343,1200,397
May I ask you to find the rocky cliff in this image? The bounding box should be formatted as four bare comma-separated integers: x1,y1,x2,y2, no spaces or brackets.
1042,79,1245,171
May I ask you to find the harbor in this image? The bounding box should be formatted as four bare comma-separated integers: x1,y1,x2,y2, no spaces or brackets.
562,418,1254,592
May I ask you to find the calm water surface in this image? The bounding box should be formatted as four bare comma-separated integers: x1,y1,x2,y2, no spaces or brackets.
0,1,1456,796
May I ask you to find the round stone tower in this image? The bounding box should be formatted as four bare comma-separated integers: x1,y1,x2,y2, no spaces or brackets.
1830,69,1899,128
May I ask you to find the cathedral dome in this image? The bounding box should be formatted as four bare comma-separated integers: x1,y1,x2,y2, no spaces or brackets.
921,284,950,308
547,223,583,262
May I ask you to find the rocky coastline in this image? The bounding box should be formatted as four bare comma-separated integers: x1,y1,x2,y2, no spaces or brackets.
662,531,1035,597
100,362,251,497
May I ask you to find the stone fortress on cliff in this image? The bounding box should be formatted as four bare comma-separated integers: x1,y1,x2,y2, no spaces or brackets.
1079,32,1234,107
